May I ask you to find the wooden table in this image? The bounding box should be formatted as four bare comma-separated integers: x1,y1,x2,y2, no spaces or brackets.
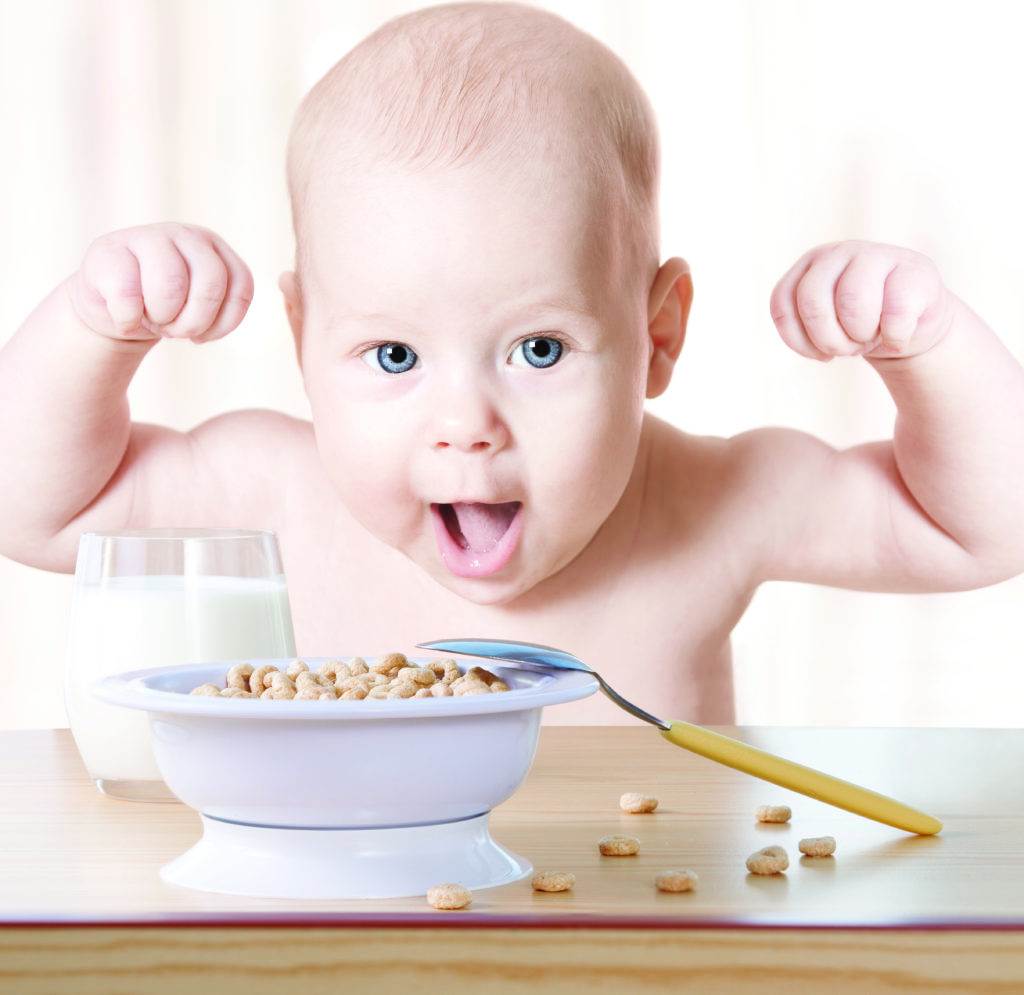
2,726,1023,992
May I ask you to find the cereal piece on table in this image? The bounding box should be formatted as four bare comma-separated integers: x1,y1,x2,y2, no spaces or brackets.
190,684,221,697
285,659,310,680
226,664,253,691
746,845,789,875
655,869,698,893
430,683,454,697
531,871,575,893
598,834,640,856
755,805,791,824
798,836,836,857
426,883,472,910
620,792,659,814
249,665,278,694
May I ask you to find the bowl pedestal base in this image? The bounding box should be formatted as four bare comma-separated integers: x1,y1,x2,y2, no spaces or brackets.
160,811,532,899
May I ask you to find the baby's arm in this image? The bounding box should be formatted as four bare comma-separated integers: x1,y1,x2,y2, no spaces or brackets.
737,240,1024,592
0,224,279,572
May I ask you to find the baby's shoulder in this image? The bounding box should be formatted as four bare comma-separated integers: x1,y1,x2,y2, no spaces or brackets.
645,413,735,511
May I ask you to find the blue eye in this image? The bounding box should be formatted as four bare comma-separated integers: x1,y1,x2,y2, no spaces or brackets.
361,343,418,374
358,335,566,375
511,336,563,370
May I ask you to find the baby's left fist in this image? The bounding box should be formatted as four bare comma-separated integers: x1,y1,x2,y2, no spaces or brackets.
769,240,955,361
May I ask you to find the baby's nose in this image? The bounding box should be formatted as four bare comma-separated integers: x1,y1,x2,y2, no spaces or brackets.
430,401,508,454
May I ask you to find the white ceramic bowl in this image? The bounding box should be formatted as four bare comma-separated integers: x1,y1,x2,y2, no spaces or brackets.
93,655,598,829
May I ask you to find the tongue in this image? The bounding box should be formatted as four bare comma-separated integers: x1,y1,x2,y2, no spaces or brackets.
450,502,519,553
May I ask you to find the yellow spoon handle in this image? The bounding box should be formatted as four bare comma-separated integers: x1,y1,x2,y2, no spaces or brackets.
660,720,942,835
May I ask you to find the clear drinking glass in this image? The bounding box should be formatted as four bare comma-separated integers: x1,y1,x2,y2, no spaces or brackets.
64,529,297,802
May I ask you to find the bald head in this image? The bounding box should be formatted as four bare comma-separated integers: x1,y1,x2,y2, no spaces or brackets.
285,2,661,297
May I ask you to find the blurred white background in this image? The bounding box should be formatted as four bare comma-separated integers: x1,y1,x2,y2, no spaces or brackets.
1,0,1021,729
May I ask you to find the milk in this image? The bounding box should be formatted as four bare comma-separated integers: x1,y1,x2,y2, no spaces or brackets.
65,574,296,781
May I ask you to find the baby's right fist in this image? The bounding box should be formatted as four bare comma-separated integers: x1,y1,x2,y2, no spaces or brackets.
66,223,254,344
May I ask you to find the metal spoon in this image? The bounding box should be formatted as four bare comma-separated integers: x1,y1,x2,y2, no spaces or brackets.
416,637,942,835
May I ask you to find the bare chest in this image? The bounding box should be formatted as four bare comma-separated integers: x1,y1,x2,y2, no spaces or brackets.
278,490,744,727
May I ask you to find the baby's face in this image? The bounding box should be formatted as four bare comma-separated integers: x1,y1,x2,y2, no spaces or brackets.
292,158,651,607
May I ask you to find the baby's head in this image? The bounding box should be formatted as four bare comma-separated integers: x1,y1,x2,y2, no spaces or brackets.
279,1,691,606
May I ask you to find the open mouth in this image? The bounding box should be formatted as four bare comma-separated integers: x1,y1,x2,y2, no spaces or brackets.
430,501,524,578
437,501,521,553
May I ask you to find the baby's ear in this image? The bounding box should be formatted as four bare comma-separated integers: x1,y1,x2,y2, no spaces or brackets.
645,257,692,399
278,271,304,366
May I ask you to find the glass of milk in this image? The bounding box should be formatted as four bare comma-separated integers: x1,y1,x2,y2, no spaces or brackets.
64,529,297,802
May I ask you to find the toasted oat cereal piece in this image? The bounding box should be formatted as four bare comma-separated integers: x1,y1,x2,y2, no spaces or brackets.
451,674,489,694
294,687,323,700
440,660,462,685
655,869,698,893
746,845,789,875
372,652,409,675
598,834,640,856
387,684,417,699
755,805,791,824
466,666,500,686
531,871,575,893
414,687,433,698
190,683,221,697
249,665,278,694
348,657,369,676
430,683,454,697
620,792,659,814
454,683,490,697
294,672,321,690
341,686,368,700
218,687,248,698
226,663,254,691
426,883,472,910
336,675,369,692
490,680,510,692
267,672,296,693
366,686,390,700
260,683,296,700
285,659,310,681
394,666,436,687
798,836,836,857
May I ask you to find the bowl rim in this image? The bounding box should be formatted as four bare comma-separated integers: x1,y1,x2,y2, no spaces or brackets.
92,655,599,721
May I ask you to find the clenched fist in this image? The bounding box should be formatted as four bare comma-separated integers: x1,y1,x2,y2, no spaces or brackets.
65,222,254,344
770,240,956,361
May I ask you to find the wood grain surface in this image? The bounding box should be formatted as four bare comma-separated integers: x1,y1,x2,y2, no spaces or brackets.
2,725,1023,990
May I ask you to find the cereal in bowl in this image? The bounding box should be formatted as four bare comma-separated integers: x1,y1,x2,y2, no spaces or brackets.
188,655,511,701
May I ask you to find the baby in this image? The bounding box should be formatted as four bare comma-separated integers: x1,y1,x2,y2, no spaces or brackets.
2,2,1023,725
